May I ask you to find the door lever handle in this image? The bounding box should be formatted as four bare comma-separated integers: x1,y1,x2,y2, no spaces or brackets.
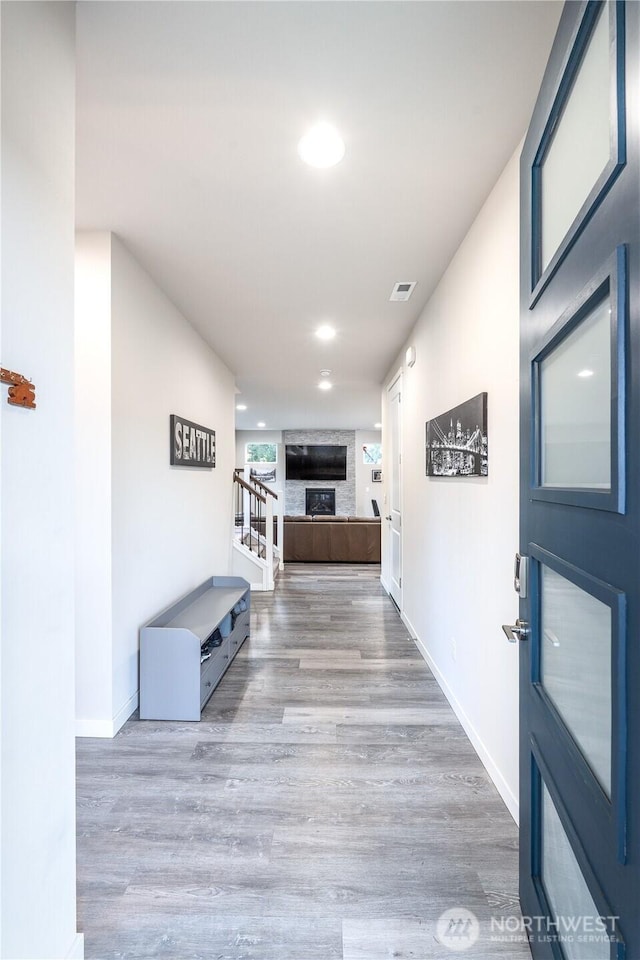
385,515,392,521
502,618,529,643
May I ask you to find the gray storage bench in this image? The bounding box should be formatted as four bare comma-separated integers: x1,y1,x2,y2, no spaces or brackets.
139,576,250,721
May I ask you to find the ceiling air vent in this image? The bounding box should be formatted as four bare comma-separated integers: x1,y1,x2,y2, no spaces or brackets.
389,281,417,302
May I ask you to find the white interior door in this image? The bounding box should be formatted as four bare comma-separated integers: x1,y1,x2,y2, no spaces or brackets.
387,373,402,608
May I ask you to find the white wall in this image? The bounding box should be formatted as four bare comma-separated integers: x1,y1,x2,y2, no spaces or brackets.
355,429,383,517
1,4,82,957
75,233,236,736
111,236,236,720
383,149,521,820
75,233,113,733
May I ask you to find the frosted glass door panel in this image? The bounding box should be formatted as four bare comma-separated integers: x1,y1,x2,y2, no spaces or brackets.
540,298,611,489
541,565,611,795
541,4,611,271
542,786,607,960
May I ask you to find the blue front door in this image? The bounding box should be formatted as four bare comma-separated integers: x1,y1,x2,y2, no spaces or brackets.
519,2,639,957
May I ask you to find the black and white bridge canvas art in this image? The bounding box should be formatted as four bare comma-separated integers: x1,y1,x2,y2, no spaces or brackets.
426,392,488,478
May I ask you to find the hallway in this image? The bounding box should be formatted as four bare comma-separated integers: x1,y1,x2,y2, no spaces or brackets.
76,565,529,959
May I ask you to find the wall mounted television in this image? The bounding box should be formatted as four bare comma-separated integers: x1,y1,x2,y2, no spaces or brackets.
285,445,347,481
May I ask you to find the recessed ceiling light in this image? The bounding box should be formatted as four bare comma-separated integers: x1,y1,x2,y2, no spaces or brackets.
298,122,345,168
320,368,332,377
318,380,332,391
578,369,594,378
374,422,382,429
236,404,247,411
257,421,266,427
316,325,336,341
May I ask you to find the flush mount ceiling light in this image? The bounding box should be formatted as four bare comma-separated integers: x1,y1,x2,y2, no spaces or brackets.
257,421,266,427
236,404,247,411
318,380,332,391
578,369,595,378
298,122,345,168
374,422,382,429
315,324,336,341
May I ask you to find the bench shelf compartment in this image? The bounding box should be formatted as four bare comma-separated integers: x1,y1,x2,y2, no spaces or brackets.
139,576,250,721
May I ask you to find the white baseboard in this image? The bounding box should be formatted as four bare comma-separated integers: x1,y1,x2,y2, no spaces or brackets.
401,608,418,639
76,690,138,739
75,717,115,738
113,690,138,734
66,932,85,959
380,574,390,594
411,628,519,824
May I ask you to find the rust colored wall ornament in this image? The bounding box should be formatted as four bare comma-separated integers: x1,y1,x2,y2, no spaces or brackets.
0,368,36,409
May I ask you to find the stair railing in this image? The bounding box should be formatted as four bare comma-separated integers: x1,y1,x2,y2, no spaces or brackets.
233,470,276,588
234,468,282,553
233,471,266,555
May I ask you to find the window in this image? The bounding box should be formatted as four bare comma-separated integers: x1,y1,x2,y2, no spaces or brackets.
245,442,277,464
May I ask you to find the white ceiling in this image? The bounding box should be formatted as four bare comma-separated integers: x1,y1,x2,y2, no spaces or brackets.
76,1,562,430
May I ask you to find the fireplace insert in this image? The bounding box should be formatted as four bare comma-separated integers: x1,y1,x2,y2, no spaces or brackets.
305,488,336,516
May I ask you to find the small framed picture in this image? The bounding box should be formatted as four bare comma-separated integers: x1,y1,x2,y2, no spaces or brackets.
372,469,382,483
250,466,276,483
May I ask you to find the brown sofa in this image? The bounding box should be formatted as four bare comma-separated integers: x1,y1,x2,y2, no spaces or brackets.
283,515,381,563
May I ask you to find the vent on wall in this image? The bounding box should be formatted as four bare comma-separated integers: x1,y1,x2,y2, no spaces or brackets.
389,281,417,302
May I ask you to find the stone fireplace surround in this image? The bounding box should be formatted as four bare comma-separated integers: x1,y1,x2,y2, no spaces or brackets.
284,429,356,516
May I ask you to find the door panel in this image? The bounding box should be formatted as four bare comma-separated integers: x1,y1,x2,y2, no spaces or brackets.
387,373,402,608
540,783,608,960
539,563,612,794
538,294,611,490
520,1,639,957
531,0,626,304
540,2,611,272
531,248,626,514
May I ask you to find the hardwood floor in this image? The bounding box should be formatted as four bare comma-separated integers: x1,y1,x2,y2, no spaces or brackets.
76,564,530,959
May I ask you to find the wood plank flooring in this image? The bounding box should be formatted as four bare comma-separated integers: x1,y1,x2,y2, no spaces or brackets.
76,564,530,959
